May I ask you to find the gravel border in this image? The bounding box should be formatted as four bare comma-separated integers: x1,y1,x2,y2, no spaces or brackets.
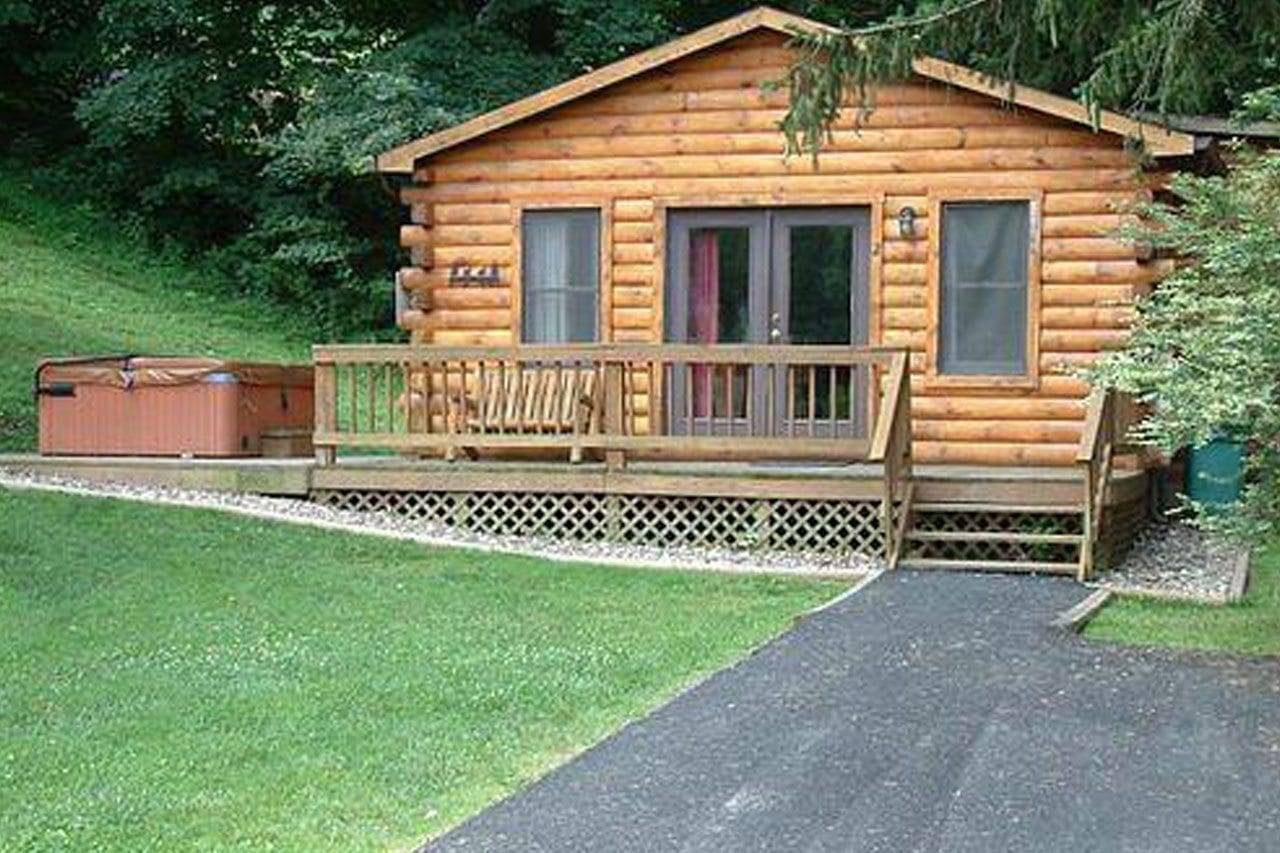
1092,520,1249,605
0,466,879,581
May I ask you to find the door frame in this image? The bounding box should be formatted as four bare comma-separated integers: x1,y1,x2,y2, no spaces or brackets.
654,193,885,351
661,202,876,437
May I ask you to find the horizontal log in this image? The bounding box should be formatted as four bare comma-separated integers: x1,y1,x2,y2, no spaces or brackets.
422,308,512,331
1042,213,1136,238
912,396,1086,420
882,286,925,307
1041,306,1134,329
551,83,1022,119
612,286,654,308
1041,259,1169,285
428,287,512,310
1041,237,1136,261
613,307,654,329
883,307,926,330
399,225,431,249
1041,283,1135,306
1043,190,1148,215
432,148,1134,184
881,329,926,349
612,264,655,286
613,328,656,343
883,264,926,286
433,245,513,267
613,198,655,221
408,170,1140,204
883,241,928,263
429,329,515,346
1041,351,1102,370
910,374,1089,398
433,224,511,246
447,125,1114,164
613,243,654,264
914,419,1083,443
432,203,511,225
399,267,431,290
493,104,1067,145
914,441,1077,466
1040,329,1130,352
614,221,654,243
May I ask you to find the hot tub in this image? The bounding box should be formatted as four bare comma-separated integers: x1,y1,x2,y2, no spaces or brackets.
36,356,314,457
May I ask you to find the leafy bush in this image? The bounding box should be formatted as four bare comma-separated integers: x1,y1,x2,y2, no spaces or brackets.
1091,117,1280,539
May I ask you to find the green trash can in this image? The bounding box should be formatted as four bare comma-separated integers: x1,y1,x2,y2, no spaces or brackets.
1186,437,1245,509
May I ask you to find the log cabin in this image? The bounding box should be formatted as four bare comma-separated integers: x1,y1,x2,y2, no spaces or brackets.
310,6,1219,577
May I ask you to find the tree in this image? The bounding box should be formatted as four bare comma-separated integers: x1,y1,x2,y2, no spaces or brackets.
1088,129,1280,538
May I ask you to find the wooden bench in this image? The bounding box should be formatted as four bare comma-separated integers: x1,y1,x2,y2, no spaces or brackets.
449,365,601,462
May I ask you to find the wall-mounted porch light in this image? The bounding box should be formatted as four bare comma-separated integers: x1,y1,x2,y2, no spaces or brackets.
896,206,918,239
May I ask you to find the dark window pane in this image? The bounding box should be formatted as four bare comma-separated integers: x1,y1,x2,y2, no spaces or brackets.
687,227,750,345
522,209,599,343
939,201,1030,375
788,225,851,345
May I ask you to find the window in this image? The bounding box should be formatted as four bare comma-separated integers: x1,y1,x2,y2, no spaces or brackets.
937,200,1031,377
521,209,600,343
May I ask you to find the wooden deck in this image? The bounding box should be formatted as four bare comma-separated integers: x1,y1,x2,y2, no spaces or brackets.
3,344,1146,579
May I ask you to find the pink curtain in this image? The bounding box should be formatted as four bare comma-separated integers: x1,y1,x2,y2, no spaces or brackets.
690,231,719,419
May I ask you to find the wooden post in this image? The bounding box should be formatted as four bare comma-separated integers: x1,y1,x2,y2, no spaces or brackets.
603,360,626,470
1078,466,1095,582
313,360,337,466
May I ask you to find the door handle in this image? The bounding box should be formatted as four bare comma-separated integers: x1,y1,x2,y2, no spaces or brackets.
769,328,783,342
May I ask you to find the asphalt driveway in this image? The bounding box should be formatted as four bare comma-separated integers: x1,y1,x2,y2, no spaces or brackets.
427,572,1280,852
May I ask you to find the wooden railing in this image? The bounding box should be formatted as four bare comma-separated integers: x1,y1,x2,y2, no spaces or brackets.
868,349,913,569
313,343,909,462
1075,387,1118,581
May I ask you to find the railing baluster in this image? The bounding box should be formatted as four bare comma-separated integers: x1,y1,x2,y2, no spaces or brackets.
786,365,795,437
685,362,694,436
829,365,837,435
807,364,817,437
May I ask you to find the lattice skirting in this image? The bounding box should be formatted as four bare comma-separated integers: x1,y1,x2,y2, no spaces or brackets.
310,488,889,557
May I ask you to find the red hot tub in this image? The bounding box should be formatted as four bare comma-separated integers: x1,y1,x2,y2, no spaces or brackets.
36,356,314,457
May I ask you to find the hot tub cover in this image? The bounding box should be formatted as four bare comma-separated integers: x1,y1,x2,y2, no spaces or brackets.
37,355,313,390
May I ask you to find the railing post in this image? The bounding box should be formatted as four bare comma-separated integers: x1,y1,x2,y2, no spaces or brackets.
313,358,337,466
603,359,626,470
1079,465,1095,581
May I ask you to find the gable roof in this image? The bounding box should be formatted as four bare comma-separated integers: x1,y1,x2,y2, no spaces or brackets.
375,5,1195,173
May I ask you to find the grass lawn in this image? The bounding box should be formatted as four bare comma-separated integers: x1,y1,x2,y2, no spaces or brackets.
1086,543,1280,657
0,168,309,451
0,488,844,850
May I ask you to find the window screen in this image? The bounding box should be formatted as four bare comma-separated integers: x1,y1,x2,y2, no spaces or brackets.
938,201,1030,376
521,209,600,343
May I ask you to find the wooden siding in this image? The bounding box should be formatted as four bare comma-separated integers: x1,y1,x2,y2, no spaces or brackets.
397,30,1161,466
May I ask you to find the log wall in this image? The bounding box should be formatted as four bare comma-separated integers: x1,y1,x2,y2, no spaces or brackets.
396,30,1164,466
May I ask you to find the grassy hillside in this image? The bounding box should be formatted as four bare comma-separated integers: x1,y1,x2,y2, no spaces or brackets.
0,169,310,450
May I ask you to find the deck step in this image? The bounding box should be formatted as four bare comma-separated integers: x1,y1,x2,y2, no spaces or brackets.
911,502,1082,515
906,530,1083,545
897,558,1080,576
